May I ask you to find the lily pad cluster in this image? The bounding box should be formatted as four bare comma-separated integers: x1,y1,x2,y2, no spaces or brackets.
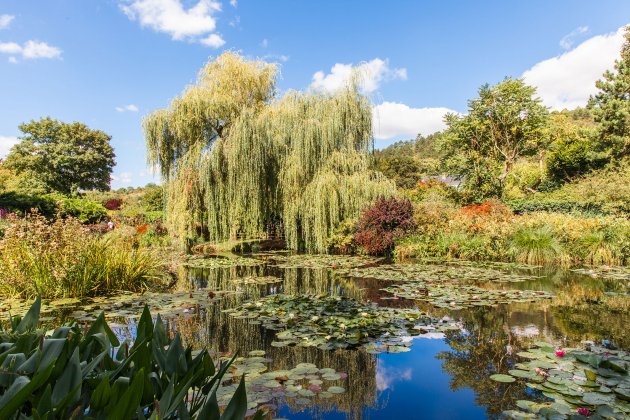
224,294,458,353
571,266,630,281
496,343,630,419
185,255,264,268
0,289,230,324
337,263,539,284
381,283,553,309
215,351,347,411
269,254,381,269
232,276,283,285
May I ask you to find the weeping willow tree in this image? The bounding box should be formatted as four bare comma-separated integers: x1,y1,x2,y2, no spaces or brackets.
145,52,395,252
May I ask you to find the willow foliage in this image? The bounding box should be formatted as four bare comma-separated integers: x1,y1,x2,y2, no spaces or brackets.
145,52,394,252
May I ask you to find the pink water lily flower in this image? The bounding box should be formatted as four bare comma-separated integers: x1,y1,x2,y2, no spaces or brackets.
534,367,549,377
577,407,592,416
555,349,566,357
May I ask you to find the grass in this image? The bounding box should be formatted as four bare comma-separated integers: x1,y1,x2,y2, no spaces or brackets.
0,213,165,298
509,225,564,265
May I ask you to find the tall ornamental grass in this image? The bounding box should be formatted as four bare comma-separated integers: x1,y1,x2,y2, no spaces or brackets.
0,213,164,298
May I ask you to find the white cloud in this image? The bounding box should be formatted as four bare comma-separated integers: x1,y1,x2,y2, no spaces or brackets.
0,14,15,29
120,0,224,46
0,40,62,60
260,38,268,48
0,136,19,158
372,102,455,140
310,58,407,94
523,26,625,110
116,104,139,112
199,33,225,48
376,366,412,392
262,53,289,63
559,26,589,50
111,172,133,184
229,0,237,7
7,56,17,64
0,42,21,54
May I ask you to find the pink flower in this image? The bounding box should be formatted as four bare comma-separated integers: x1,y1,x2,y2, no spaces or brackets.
555,349,566,357
577,407,592,416
535,367,549,377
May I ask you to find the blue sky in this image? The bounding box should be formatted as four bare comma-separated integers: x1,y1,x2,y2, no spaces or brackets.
1,1,628,188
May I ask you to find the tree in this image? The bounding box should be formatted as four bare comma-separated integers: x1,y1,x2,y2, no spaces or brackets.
145,52,394,251
588,26,630,158
442,78,549,199
4,117,115,195
545,109,606,182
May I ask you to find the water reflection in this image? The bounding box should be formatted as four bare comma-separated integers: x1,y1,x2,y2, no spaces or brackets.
61,258,628,419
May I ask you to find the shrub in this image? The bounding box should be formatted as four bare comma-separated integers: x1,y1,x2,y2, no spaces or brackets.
53,196,108,223
104,198,123,210
327,218,357,254
354,197,416,256
0,298,249,419
0,213,164,298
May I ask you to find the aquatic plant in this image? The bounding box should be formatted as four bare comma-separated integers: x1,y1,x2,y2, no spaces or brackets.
0,297,251,419
224,294,458,353
509,225,564,265
498,342,630,418
144,52,394,253
0,213,165,298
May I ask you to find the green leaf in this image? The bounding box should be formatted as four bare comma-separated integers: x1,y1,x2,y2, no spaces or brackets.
490,374,516,383
16,296,41,333
220,375,247,420
52,347,82,407
109,368,145,419
0,363,54,418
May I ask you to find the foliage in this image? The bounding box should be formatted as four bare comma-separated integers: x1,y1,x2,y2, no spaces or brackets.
545,110,606,182
589,25,630,159
225,293,455,353
354,197,416,256
508,161,630,216
441,78,549,199
0,213,164,298
499,342,630,419
0,192,56,217
145,52,394,252
509,225,564,265
372,132,444,189
326,218,357,254
395,198,630,266
104,198,122,211
0,297,250,419
3,117,115,195
142,185,163,211
53,195,107,223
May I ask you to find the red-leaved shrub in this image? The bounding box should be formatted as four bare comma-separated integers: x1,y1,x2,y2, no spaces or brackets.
354,197,416,255
104,198,123,211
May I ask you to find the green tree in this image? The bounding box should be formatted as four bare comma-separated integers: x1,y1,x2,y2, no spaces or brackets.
442,78,549,199
545,109,605,182
588,26,630,158
4,117,115,195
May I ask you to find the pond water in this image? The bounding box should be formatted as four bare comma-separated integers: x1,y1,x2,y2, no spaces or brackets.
5,255,629,419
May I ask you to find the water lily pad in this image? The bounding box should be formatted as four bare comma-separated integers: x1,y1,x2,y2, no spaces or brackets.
328,386,345,394
490,374,516,383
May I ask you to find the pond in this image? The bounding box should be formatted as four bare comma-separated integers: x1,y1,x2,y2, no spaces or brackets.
3,254,629,419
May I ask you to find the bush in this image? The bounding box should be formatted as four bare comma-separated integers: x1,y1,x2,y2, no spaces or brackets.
354,197,416,256
104,198,123,210
0,213,165,298
0,191,56,217
0,298,249,419
509,225,564,265
53,196,108,223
